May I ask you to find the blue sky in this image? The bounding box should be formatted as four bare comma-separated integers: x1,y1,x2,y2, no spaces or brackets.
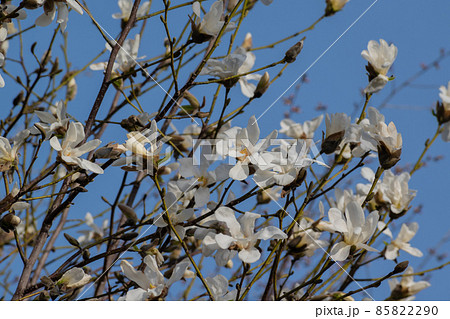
1,0,449,300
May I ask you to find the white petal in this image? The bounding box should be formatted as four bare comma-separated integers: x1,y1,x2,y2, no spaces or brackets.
120,260,151,290
330,241,351,261
238,247,261,264
255,226,287,240
215,233,235,249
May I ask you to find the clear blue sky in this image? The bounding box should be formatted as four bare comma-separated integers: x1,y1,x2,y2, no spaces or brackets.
2,0,449,300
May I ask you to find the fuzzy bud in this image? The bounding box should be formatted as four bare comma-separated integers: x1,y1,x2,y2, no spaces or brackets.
284,40,304,63
325,0,349,17
253,72,270,98
0,213,21,232
241,33,253,51
118,204,138,223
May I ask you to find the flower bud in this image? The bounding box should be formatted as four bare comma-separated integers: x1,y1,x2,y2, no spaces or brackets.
253,72,270,98
284,40,304,63
435,100,450,125
325,0,349,17
321,130,345,154
23,0,44,10
393,261,409,275
241,33,253,51
377,140,401,169
118,204,139,223
0,213,21,232
94,142,126,159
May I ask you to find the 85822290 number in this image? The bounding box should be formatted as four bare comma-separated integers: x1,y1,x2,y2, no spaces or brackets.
375,306,438,316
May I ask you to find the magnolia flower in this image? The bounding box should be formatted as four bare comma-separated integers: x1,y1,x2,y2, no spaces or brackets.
344,107,385,157
192,0,236,41
280,115,323,140
0,129,29,174
216,115,277,181
32,101,70,138
10,183,31,211
154,192,195,240
112,0,151,21
237,45,263,98
50,122,104,174
119,255,189,301
321,113,351,154
204,207,287,265
326,201,379,261
36,0,84,32
0,53,5,88
330,188,364,213
178,155,229,208
288,218,327,258
205,274,237,301
361,39,397,94
375,121,402,169
200,47,247,87
77,212,109,246
253,140,321,187
90,34,142,73
58,267,91,289
357,168,416,215
388,267,431,301
438,81,450,141
378,221,422,260
112,120,169,173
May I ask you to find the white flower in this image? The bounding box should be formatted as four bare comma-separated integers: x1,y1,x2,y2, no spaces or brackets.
112,120,169,174
321,113,351,154
378,221,422,260
10,183,31,211
280,115,323,140
90,34,142,73
192,0,236,38
236,40,263,98
112,0,151,21
253,140,321,187
58,267,91,289
325,113,351,139
388,267,431,301
0,53,5,88
362,39,397,76
327,201,379,261
50,122,104,174
361,39,397,94
119,255,189,301
438,81,450,141
217,116,277,181
288,218,327,258
357,168,416,215
0,129,29,173
204,207,287,265
32,101,70,138
36,0,83,32
344,107,384,157
330,188,364,213
178,155,229,208
205,274,237,301
200,47,247,80
154,192,195,240
77,212,109,246
375,121,402,169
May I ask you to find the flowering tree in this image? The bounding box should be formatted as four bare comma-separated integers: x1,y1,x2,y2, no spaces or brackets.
0,0,448,301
